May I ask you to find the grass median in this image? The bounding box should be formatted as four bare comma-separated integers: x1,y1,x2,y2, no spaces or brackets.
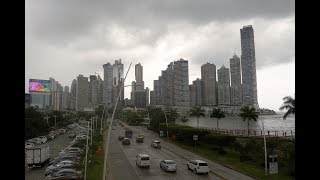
166,138,293,180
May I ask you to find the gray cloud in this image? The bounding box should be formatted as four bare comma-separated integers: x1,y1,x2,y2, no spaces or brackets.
26,0,295,110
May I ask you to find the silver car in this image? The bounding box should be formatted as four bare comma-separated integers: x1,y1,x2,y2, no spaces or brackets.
160,160,177,172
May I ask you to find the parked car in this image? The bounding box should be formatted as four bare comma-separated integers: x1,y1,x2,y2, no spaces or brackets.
25,142,35,149
38,136,48,144
136,154,150,168
160,160,177,172
122,138,130,145
46,160,76,174
45,163,75,176
27,138,42,145
44,169,83,180
151,140,161,149
118,135,124,141
68,132,76,138
46,134,55,140
187,160,209,174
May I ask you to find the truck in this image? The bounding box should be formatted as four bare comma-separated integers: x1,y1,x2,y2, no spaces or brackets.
26,145,50,168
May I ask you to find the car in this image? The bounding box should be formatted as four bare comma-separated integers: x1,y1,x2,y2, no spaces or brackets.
112,126,116,130
25,142,35,149
118,135,124,141
160,160,177,172
122,138,130,145
151,140,161,149
136,137,144,143
136,154,150,168
45,163,75,176
38,136,48,143
68,132,76,138
44,169,83,180
46,134,55,140
187,160,209,174
138,133,144,139
27,138,42,145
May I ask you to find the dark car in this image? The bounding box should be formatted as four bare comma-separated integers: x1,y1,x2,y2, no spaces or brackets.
44,169,83,180
136,137,144,143
122,138,130,145
118,135,124,141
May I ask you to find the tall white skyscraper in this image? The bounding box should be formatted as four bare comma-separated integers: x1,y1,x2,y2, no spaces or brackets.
230,53,242,105
76,75,89,111
218,65,231,105
103,63,113,106
240,25,259,108
201,62,217,106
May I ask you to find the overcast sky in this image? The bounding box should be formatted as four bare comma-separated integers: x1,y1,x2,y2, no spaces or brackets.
25,0,295,111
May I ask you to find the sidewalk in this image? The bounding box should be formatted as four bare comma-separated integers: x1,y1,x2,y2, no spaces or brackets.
129,125,256,180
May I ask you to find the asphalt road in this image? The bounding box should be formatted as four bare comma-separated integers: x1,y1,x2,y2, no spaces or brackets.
25,126,82,180
107,124,222,180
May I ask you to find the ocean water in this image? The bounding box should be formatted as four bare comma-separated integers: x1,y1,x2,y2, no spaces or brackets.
176,113,295,133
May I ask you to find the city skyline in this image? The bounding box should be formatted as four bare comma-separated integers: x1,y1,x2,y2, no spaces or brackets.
26,0,295,111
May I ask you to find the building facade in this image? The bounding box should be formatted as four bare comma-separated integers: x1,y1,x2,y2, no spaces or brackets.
103,63,113,107
217,65,231,105
201,62,217,106
240,25,259,108
230,53,242,105
76,75,89,111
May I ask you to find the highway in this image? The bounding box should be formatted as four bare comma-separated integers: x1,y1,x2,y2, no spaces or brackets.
107,124,222,180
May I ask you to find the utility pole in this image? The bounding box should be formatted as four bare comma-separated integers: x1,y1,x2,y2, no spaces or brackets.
84,121,89,180
260,111,268,176
43,115,49,124
90,118,93,145
53,115,57,127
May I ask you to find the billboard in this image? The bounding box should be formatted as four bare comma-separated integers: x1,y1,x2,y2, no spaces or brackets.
29,79,51,93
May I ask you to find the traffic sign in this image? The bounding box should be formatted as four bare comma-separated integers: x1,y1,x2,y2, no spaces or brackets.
193,135,198,141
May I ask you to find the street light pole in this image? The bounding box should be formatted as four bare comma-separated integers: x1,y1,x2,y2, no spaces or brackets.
103,62,132,180
163,110,169,138
44,115,49,124
84,121,89,180
91,118,93,146
260,111,268,175
53,115,57,127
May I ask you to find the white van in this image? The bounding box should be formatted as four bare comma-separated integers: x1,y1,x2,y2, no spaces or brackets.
136,154,150,168
187,160,209,174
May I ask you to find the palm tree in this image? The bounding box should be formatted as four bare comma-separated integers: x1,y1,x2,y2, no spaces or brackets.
279,95,295,120
239,106,259,136
190,106,206,128
180,115,189,123
210,107,226,130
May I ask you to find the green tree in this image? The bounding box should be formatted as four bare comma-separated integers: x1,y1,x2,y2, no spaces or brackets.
166,108,179,123
190,106,205,128
279,95,295,119
149,107,165,132
180,115,189,123
210,107,226,130
239,106,259,135
25,107,50,139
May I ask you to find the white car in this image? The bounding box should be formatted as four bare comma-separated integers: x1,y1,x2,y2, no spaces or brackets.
38,136,48,143
136,154,150,168
45,160,75,175
151,140,161,149
187,160,209,174
25,142,35,149
28,138,42,145
160,160,177,172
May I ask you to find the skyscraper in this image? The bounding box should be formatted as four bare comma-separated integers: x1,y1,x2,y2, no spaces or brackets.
230,53,242,105
76,75,89,111
190,78,202,106
145,87,149,106
217,65,231,105
201,62,217,106
135,63,144,90
103,63,113,106
173,59,190,107
113,59,124,106
240,25,259,108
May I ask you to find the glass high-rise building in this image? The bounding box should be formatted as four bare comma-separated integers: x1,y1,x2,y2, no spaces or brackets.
217,65,231,105
201,62,217,106
240,25,259,108
230,53,242,105
103,63,113,106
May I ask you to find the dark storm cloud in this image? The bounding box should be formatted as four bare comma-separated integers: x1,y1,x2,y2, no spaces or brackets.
26,0,294,44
